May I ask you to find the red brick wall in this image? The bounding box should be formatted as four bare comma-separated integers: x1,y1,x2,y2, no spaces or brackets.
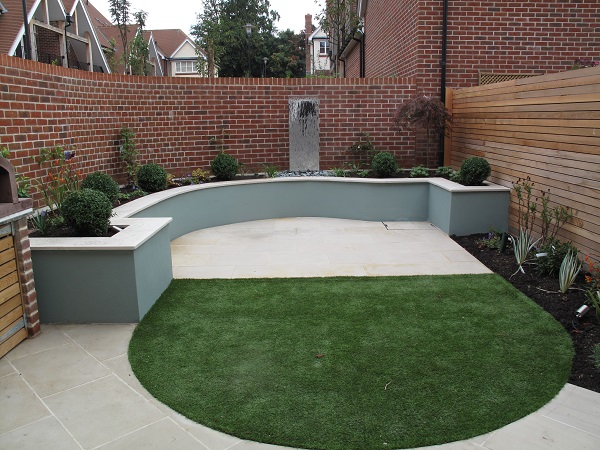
0,55,416,206
345,45,361,78
363,0,421,80
35,26,62,65
354,0,599,94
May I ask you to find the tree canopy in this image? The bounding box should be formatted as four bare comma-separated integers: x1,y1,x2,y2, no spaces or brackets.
192,0,306,77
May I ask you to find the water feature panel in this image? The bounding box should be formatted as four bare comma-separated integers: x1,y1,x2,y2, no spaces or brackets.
289,98,319,171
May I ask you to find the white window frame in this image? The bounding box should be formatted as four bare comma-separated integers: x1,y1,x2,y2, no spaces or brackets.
319,40,329,56
174,60,197,74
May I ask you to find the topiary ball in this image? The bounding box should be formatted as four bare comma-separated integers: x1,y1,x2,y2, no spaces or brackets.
61,189,113,237
81,171,120,204
137,163,168,192
211,152,239,181
459,156,491,186
371,152,399,178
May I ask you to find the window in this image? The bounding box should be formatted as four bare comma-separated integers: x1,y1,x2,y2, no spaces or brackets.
174,60,197,74
319,40,329,56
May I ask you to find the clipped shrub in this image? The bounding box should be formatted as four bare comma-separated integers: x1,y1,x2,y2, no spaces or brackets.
409,165,429,178
436,166,456,179
81,172,120,204
371,152,399,178
211,152,239,181
537,239,579,277
450,170,462,183
459,157,491,186
137,163,167,192
61,189,112,236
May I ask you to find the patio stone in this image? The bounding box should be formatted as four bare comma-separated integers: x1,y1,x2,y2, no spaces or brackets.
0,373,50,435
0,416,80,450
10,342,111,398
44,375,164,449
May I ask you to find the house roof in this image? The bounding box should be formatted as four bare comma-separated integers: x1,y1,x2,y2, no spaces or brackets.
85,1,111,27
308,26,327,42
0,0,36,54
148,29,199,59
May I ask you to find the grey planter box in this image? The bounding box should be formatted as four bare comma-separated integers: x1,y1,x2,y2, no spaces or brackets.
31,218,172,323
30,177,509,323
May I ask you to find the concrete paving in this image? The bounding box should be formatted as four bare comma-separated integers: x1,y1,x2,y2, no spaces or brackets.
171,218,491,279
1,218,599,449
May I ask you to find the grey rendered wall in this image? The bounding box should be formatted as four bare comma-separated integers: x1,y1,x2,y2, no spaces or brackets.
133,180,431,240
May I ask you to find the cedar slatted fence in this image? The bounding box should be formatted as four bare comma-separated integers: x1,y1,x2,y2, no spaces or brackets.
446,66,600,259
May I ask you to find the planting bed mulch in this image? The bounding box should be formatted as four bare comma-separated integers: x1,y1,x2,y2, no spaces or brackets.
453,234,599,393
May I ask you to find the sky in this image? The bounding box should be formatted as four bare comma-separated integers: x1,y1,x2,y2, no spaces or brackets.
89,0,321,35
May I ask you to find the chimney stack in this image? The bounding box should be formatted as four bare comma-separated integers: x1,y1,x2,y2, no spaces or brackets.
305,14,313,75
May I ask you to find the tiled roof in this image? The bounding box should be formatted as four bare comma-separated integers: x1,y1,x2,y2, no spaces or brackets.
149,29,197,58
0,0,36,54
85,1,111,27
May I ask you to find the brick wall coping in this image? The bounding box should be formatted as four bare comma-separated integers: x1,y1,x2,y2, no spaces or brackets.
0,208,33,227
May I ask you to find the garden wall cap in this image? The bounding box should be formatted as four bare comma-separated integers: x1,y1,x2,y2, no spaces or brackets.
29,217,172,251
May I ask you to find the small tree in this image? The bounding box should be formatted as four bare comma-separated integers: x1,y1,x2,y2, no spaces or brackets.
129,10,150,76
108,0,132,70
394,95,453,167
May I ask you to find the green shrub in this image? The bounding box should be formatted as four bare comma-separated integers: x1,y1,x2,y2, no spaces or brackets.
537,239,579,277
137,163,167,192
450,170,462,183
409,165,429,178
371,152,399,178
211,152,239,181
81,172,119,204
436,166,456,179
61,189,112,236
459,157,491,186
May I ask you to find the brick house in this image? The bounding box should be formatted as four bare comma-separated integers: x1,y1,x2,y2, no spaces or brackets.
336,0,599,95
95,24,210,77
0,0,110,72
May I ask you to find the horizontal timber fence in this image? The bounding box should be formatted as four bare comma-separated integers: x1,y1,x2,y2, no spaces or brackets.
0,54,415,204
446,66,600,258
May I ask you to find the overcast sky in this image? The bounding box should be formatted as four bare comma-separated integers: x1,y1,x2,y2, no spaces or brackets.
90,0,321,35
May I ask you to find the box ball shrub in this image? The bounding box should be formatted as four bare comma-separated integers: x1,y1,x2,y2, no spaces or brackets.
61,189,113,237
459,156,491,186
137,163,168,192
211,152,239,181
371,152,399,178
81,172,119,204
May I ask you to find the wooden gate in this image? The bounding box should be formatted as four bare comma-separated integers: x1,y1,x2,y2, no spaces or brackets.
0,232,26,358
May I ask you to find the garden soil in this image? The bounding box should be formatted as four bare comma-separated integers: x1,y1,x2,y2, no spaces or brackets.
454,234,599,394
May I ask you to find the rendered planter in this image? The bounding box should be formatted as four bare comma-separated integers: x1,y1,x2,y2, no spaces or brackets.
31,218,172,323
30,177,509,323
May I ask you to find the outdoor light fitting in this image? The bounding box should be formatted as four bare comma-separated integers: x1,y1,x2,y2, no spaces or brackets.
0,2,8,14
245,23,253,35
576,304,591,318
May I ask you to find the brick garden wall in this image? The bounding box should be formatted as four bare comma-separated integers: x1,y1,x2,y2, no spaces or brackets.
0,54,416,207
352,0,599,94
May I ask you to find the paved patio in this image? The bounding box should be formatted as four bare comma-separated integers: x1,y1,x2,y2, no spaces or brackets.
1,218,599,449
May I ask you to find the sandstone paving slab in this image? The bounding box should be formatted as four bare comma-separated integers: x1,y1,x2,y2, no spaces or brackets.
10,342,111,398
43,375,164,449
0,416,80,450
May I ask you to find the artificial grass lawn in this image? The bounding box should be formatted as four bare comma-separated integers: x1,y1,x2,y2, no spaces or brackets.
129,274,573,450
